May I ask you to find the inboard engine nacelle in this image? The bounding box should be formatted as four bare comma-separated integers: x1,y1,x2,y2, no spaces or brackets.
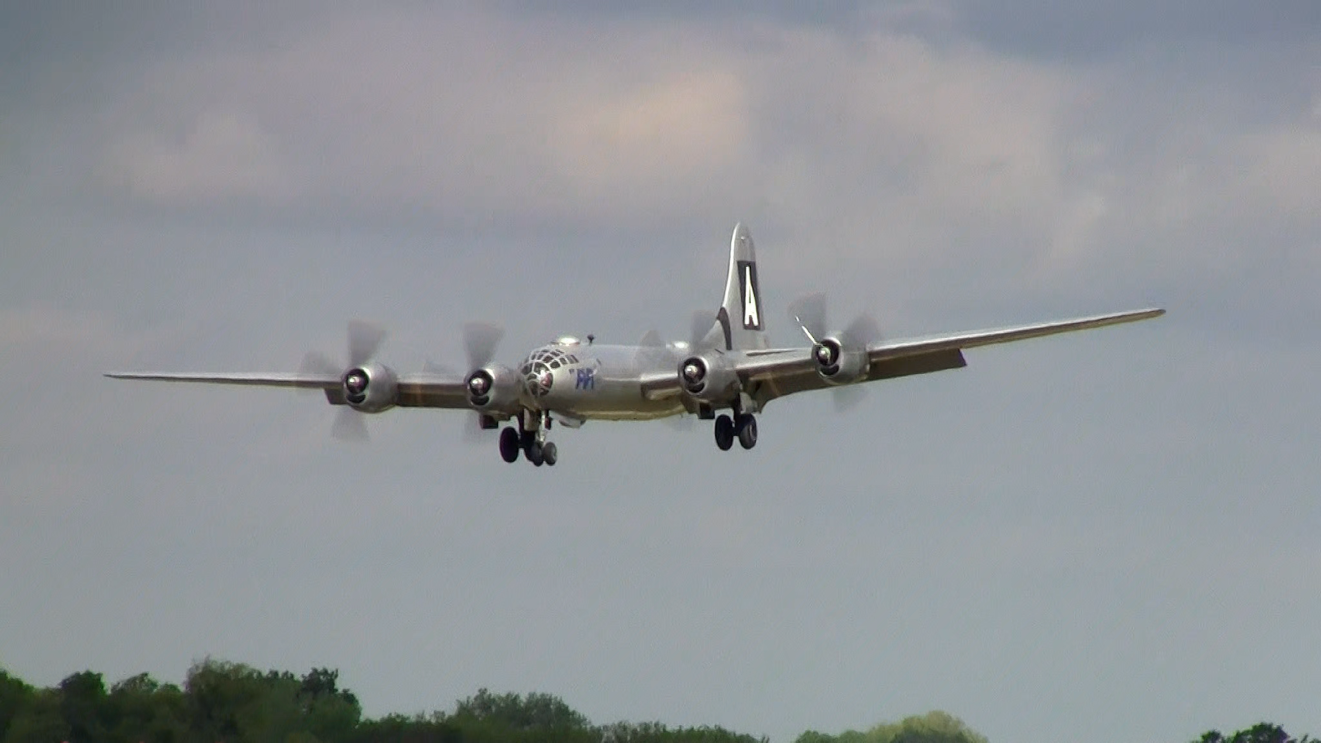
679,353,740,403
812,337,869,385
342,363,398,413
465,365,522,412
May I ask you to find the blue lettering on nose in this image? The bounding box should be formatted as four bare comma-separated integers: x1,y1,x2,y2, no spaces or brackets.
574,368,596,390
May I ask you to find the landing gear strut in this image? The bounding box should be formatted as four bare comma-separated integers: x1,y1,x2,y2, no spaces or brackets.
713,412,757,451
499,410,558,467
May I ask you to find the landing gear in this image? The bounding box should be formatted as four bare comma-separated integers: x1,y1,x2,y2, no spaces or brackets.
714,414,735,450
522,439,557,467
499,427,520,463
736,414,758,449
525,440,545,467
498,411,559,467
714,412,757,451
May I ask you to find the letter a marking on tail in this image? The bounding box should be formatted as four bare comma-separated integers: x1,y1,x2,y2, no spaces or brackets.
738,260,762,330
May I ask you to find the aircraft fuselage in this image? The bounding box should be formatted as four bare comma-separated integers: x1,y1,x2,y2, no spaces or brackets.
517,341,687,421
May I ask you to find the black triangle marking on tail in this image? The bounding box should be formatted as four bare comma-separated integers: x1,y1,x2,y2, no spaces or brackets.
737,260,762,330
716,308,733,351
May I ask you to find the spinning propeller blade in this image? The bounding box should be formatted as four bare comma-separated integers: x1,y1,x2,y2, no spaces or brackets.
302,320,390,441
463,322,504,370
347,320,387,368
788,293,883,414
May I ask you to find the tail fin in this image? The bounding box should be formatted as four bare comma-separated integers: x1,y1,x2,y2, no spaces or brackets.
706,223,770,351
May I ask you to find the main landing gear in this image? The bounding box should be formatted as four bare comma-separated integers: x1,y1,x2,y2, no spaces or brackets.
713,413,757,451
498,411,558,467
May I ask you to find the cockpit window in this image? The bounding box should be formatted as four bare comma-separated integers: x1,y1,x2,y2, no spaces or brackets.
520,345,582,394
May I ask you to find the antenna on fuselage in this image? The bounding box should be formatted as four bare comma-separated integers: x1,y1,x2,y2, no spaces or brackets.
587,334,595,345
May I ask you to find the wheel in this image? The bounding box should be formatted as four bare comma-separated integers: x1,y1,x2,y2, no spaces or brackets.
714,414,735,451
499,427,520,463
736,414,758,450
525,441,545,466
542,441,558,467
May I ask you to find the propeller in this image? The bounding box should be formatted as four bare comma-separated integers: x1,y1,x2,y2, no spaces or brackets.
456,322,507,444
347,319,386,367
689,310,716,349
419,358,487,444
331,407,370,442
787,293,882,413
632,328,668,367
631,328,697,432
298,320,389,442
788,292,829,345
463,322,504,370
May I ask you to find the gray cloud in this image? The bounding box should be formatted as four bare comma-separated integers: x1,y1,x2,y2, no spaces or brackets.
2,5,1319,743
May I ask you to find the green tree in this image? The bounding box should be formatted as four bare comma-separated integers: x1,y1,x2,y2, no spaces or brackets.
184,658,279,741
105,672,188,743
298,668,363,743
2,688,70,743
0,669,34,741
453,688,590,731
1196,723,1316,743
57,671,110,743
795,711,987,743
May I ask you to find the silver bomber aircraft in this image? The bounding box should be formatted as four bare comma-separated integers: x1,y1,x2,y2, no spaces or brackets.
106,224,1164,466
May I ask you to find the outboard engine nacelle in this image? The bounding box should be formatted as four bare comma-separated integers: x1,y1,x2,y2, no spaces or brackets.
465,365,522,412
812,337,869,385
679,353,740,403
342,363,399,413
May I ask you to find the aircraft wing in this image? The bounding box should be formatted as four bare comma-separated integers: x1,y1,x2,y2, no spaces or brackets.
103,370,472,408
733,307,1164,405
103,371,341,389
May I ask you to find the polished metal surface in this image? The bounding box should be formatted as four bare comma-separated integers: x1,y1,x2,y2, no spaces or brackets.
104,223,1166,455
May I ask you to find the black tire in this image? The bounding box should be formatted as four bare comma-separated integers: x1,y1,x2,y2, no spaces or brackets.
526,441,545,466
499,427,521,463
542,441,558,467
737,414,758,450
714,414,735,451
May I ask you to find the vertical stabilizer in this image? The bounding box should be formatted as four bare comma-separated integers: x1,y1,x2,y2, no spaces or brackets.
703,223,770,351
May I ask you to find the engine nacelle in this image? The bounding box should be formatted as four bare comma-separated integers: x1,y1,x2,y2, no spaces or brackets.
342,363,398,413
678,353,740,403
812,337,869,385
464,364,522,413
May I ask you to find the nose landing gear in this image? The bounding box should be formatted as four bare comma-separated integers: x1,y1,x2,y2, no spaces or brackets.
525,440,557,467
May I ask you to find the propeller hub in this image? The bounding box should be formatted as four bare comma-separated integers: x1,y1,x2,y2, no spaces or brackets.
814,344,835,366
343,368,370,403
467,373,491,396
682,362,703,382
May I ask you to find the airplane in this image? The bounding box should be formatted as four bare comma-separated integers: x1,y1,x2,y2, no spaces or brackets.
106,224,1164,467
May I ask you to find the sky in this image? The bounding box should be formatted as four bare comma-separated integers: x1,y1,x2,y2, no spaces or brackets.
1,3,1319,742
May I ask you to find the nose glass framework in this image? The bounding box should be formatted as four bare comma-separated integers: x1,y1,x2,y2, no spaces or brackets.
519,346,579,396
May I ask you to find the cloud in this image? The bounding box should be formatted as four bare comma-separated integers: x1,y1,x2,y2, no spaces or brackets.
102,109,296,206
67,4,1319,324
554,69,751,207
0,306,127,354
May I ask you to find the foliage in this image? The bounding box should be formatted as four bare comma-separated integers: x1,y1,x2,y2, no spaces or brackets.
794,710,988,743
0,661,1310,743
1194,723,1318,743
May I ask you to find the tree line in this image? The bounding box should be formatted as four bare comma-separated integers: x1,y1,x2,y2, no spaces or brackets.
0,659,1308,743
